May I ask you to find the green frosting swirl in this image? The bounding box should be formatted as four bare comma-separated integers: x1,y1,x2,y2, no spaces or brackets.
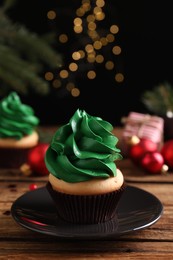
0,92,39,139
45,109,122,183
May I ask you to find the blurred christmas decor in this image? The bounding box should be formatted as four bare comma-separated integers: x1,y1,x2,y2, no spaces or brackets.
128,138,169,175
27,143,49,176
120,112,164,157
0,0,63,97
141,81,173,140
161,140,173,170
129,138,158,164
119,111,170,175
20,143,49,176
140,151,165,174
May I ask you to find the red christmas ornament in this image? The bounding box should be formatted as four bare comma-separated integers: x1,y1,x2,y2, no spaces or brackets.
129,138,158,164
140,151,164,174
161,139,173,169
29,183,38,191
27,143,49,176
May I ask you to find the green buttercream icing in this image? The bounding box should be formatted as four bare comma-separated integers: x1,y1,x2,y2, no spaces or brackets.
0,92,39,139
45,109,122,183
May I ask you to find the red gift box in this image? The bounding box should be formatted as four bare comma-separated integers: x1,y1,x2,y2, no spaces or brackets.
119,112,164,157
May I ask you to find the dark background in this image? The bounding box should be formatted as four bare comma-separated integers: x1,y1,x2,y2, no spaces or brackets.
5,0,173,126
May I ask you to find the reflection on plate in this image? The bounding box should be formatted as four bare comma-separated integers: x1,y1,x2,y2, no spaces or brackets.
11,185,163,240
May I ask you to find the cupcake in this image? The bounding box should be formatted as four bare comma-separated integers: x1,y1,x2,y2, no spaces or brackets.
45,109,125,224
0,91,39,168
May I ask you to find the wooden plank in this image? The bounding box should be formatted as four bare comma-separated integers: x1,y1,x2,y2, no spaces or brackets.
1,241,173,259
0,182,46,202
0,168,49,181
1,241,173,252
0,253,173,260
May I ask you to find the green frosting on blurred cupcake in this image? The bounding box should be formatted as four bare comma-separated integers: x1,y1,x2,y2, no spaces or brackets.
0,92,39,139
45,109,122,183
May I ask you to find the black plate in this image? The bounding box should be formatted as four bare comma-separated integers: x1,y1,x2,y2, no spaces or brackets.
11,185,163,240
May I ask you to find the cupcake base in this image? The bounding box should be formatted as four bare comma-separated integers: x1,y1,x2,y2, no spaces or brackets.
0,147,32,169
46,182,126,224
0,131,39,169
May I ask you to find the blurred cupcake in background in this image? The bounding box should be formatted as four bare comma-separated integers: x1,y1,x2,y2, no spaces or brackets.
0,91,39,168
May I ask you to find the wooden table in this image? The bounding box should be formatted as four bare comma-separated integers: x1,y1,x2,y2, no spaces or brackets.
1,127,173,259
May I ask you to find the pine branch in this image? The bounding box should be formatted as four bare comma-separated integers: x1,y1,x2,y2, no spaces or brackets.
141,82,173,116
0,44,49,95
7,25,62,68
0,4,63,96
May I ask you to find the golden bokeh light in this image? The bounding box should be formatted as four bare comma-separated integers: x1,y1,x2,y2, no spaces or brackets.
105,61,114,70
93,40,102,50
87,53,95,63
82,1,91,12
93,6,102,15
88,21,97,31
66,82,75,91
93,6,105,21
59,70,69,79
87,70,96,79
74,17,82,25
110,25,119,34
95,12,105,21
45,72,54,81
112,45,121,55
71,87,80,97
96,0,105,8
76,7,85,17
86,14,95,22
95,54,104,63
74,25,83,33
100,37,108,46
72,51,81,60
52,79,62,88
106,33,115,43
47,10,56,20
69,62,78,72
88,30,99,40
115,73,124,82
85,44,94,53
59,34,68,43
78,50,85,58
